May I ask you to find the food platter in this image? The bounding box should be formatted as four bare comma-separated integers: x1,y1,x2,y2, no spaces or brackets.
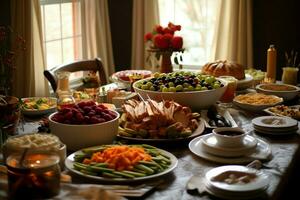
233,93,283,112
65,145,178,183
264,105,300,120
21,97,57,116
117,118,205,143
110,70,152,89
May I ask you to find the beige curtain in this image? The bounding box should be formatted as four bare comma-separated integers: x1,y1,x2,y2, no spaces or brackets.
211,0,253,67
11,0,48,97
131,0,159,69
81,0,114,79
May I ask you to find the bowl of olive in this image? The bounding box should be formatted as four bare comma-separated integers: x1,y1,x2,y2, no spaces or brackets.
133,71,227,110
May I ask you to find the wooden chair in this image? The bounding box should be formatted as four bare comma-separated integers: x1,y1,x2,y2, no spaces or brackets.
44,58,107,92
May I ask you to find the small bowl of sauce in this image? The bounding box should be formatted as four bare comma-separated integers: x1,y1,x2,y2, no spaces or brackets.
213,127,246,148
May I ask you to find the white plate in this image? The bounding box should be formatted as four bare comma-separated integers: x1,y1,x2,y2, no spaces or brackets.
264,105,300,120
237,74,254,91
233,95,283,113
201,134,257,157
117,119,205,143
21,97,57,116
252,116,298,129
204,165,269,199
254,126,298,135
189,135,271,164
201,109,238,129
65,146,178,183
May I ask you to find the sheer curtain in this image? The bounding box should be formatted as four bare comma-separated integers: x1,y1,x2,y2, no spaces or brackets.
81,0,115,79
131,0,159,69
11,0,49,97
211,0,253,67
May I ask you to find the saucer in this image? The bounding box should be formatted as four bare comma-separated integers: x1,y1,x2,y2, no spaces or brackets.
252,116,298,129
201,134,257,157
189,135,271,164
204,165,269,199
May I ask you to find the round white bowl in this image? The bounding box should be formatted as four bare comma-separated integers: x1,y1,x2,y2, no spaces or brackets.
256,83,300,101
49,111,120,151
212,127,246,148
233,93,283,112
21,97,57,116
133,78,227,110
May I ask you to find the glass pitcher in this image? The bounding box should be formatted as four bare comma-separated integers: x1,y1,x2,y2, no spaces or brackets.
55,71,75,110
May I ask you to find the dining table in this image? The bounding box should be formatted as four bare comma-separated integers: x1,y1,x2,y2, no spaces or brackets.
1,88,300,200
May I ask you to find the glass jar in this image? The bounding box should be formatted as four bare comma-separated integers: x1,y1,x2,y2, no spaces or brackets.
55,71,75,110
282,67,298,85
6,153,61,199
218,76,238,108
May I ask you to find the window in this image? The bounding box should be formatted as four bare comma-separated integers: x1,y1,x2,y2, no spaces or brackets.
158,0,221,68
40,0,82,79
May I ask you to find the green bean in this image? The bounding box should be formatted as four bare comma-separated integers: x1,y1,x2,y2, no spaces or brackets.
102,172,122,178
87,165,114,173
132,167,146,174
80,169,97,176
91,163,108,168
74,162,87,171
141,144,157,149
113,171,135,178
82,147,106,154
135,164,154,174
122,170,146,177
138,160,164,171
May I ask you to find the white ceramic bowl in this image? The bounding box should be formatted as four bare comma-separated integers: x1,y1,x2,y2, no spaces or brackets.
256,83,300,101
233,93,283,112
237,74,254,91
21,97,57,116
212,127,246,148
133,78,227,110
49,111,120,151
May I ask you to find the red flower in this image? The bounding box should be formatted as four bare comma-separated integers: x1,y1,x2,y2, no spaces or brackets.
163,27,174,35
145,22,183,52
168,22,181,31
171,36,183,50
144,32,153,42
154,34,169,49
155,25,164,34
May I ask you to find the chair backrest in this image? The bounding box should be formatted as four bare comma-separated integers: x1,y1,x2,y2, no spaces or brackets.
44,58,107,92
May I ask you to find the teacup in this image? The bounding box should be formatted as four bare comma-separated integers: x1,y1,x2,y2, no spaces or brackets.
212,127,246,148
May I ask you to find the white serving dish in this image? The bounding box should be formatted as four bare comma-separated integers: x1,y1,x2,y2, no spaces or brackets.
21,97,57,116
49,111,120,151
256,83,300,101
233,93,283,112
133,78,227,110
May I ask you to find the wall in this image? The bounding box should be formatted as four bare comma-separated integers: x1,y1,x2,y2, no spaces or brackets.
253,0,300,81
0,0,10,25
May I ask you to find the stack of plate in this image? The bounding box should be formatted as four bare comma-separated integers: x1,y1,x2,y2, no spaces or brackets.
205,165,269,199
201,134,257,158
252,116,298,135
189,134,271,164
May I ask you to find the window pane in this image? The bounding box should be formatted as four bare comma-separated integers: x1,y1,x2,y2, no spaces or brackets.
158,0,221,66
44,4,61,41
61,3,73,38
46,41,62,69
62,38,74,63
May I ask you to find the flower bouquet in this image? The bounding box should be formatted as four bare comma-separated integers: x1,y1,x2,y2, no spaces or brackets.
145,22,184,73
